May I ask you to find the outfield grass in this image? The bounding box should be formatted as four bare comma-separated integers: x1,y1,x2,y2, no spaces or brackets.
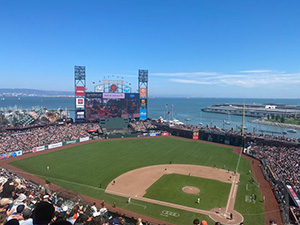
144,174,231,210
9,137,264,224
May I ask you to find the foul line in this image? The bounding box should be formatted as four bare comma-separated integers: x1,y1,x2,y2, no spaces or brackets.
225,147,243,214
129,202,147,209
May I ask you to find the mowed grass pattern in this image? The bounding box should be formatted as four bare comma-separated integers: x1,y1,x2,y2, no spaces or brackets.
144,174,231,210
10,137,264,225
10,137,237,188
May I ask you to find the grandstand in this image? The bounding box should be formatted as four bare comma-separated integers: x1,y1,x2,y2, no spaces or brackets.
16,109,43,127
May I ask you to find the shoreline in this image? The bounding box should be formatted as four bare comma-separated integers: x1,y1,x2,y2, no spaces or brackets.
250,119,300,130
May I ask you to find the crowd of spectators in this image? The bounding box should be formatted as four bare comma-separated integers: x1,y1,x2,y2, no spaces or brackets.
246,142,300,223
165,121,300,143
247,143,300,196
0,167,140,225
0,123,101,154
142,121,156,130
129,122,146,132
129,120,157,132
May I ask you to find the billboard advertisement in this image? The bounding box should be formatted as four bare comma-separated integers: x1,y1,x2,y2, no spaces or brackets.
140,108,147,120
85,92,140,121
139,88,147,98
76,86,85,96
76,110,85,121
123,87,130,93
48,142,63,149
33,146,46,152
140,99,147,109
76,98,85,108
103,93,125,99
80,137,89,142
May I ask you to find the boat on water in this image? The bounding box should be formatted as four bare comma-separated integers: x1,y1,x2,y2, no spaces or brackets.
185,118,191,121
171,118,184,125
237,125,248,130
287,129,297,133
223,120,231,125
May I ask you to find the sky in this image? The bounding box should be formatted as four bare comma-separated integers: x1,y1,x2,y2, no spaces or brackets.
0,0,300,98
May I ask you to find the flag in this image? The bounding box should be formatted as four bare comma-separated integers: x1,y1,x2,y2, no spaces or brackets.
168,111,170,114
92,82,95,84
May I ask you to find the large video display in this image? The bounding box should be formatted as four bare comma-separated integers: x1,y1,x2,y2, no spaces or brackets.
85,92,140,121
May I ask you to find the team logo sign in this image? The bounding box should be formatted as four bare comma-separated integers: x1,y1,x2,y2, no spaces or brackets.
160,210,180,217
139,88,147,98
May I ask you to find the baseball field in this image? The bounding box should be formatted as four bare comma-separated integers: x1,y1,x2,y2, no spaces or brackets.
8,137,264,224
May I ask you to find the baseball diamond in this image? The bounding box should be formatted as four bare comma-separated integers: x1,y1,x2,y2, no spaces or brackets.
4,137,265,224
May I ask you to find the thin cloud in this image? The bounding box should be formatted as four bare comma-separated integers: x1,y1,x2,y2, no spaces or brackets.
170,78,215,85
165,70,300,88
239,70,280,73
151,72,219,77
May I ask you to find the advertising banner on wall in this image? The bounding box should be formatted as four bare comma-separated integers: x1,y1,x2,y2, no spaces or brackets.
0,150,23,160
76,98,85,108
80,137,89,142
23,149,33,154
48,142,63,149
147,133,158,137
33,146,46,152
64,139,79,145
76,86,85,96
161,132,169,136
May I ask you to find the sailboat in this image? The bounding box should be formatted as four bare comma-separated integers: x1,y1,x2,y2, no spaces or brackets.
223,120,231,125
223,112,231,125
199,111,203,126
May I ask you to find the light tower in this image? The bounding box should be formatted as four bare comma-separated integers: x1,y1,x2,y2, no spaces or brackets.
138,69,148,120
74,66,86,122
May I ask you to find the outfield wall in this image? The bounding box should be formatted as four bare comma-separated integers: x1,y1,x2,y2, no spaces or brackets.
0,136,90,160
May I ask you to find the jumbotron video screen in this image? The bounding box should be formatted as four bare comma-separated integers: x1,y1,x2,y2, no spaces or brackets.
85,92,140,121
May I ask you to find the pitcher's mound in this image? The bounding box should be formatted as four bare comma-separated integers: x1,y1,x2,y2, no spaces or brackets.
182,186,200,194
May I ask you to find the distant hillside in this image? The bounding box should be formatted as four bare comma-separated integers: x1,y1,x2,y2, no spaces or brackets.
0,88,74,96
